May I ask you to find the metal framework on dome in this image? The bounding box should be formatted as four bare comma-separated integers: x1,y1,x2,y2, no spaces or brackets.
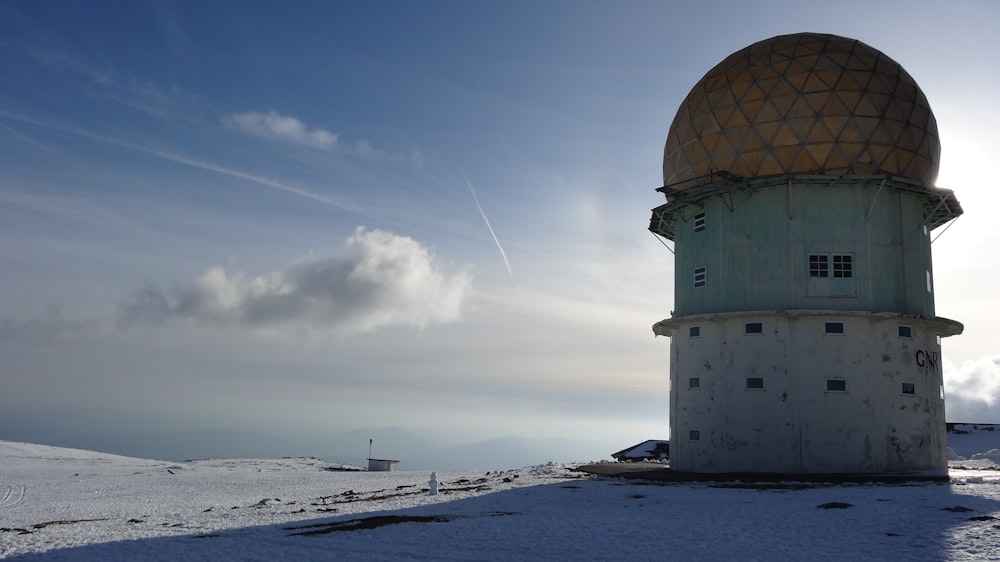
662,33,940,188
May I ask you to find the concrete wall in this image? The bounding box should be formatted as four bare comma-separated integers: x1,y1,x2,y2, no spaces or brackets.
661,311,950,475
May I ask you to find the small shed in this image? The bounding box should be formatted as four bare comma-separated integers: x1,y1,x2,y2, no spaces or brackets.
367,458,400,472
612,440,670,462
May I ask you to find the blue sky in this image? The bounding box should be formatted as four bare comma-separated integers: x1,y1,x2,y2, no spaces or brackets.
2,1,999,460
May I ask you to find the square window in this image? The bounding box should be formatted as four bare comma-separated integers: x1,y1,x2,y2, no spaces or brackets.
809,254,829,278
694,212,706,233
689,377,700,389
689,430,700,441
826,379,847,392
810,254,853,278
901,382,915,395
832,254,853,278
746,377,764,390
693,266,706,288
898,325,912,338
825,322,844,334
689,326,701,338
745,322,763,334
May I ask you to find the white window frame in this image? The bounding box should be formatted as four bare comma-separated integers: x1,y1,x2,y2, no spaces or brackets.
809,253,854,278
832,254,853,278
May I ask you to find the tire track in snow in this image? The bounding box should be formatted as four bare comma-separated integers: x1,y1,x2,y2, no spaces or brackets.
0,485,26,508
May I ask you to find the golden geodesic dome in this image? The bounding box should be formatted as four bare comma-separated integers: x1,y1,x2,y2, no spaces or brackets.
662,33,940,188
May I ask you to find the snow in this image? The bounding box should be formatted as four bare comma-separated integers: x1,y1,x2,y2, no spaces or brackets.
5,439,1000,560
950,425,1000,459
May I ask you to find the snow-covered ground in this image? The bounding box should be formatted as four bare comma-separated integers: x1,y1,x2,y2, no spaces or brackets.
4,439,1000,561
949,424,1000,470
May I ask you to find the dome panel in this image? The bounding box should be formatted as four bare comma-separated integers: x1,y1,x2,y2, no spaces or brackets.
787,95,815,120
663,33,940,187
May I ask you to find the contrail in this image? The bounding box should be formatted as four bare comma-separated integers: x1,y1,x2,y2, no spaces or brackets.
0,108,420,234
460,167,520,293
0,119,51,151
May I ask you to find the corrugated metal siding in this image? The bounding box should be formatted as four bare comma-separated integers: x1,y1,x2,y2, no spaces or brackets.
672,180,936,316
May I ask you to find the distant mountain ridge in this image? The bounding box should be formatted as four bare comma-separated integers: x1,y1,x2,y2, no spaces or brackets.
322,427,615,470
7,426,616,470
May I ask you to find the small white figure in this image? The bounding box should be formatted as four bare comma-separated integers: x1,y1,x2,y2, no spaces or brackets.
428,472,438,496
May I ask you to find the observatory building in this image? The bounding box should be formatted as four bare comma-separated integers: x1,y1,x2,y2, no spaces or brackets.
649,33,963,477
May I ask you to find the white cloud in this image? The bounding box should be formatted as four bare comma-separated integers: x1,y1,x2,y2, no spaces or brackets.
226,111,337,149
944,356,1000,423
121,227,471,335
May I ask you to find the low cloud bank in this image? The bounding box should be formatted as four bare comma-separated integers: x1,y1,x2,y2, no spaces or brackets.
945,356,1000,423
121,227,471,335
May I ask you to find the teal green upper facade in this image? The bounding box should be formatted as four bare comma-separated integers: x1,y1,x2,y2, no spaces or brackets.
649,175,962,318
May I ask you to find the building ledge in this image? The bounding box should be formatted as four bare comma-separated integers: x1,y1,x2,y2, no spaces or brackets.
653,309,963,337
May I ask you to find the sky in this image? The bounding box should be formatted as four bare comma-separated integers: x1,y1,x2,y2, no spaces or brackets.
1,1,999,460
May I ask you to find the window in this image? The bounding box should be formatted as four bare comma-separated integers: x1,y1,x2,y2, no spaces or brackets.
825,322,844,334
745,322,763,334
809,254,853,278
808,254,855,298
689,326,701,338
694,212,706,232
689,377,700,389
689,430,700,441
832,255,852,278
809,254,828,277
826,379,847,392
926,270,932,293
898,325,912,338
693,266,706,288
901,382,915,395
746,377,764,390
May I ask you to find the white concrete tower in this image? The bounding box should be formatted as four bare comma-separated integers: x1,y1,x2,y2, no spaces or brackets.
650,33,963,478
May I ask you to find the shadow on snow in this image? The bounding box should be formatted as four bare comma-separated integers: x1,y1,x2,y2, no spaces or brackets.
7,476,1000,561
